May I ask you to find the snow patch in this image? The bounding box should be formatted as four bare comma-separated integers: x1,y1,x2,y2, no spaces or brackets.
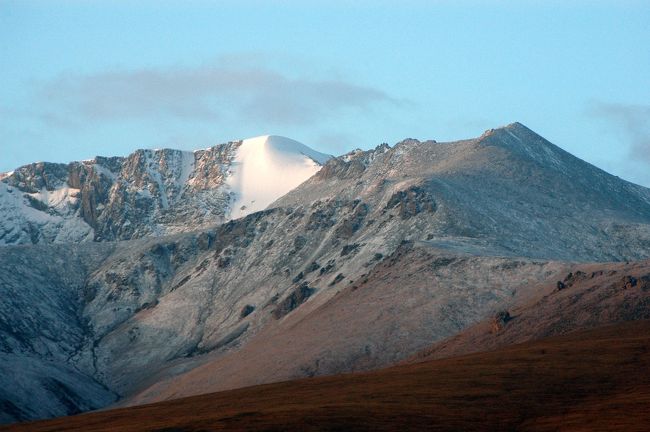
93,163,118,180
226,135,331,219
178,151,195,190
0,182,93,245
28,187,81,210
143,152,169,210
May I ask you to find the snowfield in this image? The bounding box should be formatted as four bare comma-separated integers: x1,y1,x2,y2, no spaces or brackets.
226,135,331,219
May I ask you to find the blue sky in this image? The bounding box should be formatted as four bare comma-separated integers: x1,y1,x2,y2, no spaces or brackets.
1,0,649,186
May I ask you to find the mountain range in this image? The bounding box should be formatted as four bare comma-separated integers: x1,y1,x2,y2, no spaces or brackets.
1,122,650,427
0,135,330,245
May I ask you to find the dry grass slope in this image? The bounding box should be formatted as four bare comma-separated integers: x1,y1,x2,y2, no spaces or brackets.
5,320,650,432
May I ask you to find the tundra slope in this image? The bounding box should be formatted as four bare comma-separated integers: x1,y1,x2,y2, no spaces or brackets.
408,259,650,362
2,123,650,423
126,247,650,406
7,320,650,432
0,135,330,245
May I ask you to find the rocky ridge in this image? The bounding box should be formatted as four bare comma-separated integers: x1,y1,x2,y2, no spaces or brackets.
0,136,330,245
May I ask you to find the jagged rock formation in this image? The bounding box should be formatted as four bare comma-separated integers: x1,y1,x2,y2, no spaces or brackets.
2,123,650,423
0,136,330,245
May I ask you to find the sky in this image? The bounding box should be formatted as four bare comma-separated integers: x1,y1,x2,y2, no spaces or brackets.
1,0,649,186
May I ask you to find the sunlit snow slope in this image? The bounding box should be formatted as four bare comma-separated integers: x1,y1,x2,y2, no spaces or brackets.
226,135,331,219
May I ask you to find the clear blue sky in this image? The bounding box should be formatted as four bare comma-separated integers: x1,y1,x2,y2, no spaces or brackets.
1,0,649,186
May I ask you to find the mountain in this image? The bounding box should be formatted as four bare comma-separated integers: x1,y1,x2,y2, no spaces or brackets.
2,123,650,423
7,320,650,432
0,135,330,245
274,122,650,262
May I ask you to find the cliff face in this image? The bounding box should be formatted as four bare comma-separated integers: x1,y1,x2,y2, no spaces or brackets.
0,145,234,244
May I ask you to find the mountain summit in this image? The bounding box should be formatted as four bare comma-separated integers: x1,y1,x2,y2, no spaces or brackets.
226,135,330,219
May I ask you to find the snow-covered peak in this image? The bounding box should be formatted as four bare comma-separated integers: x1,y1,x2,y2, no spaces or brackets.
244,135,331,164
226,135,331,219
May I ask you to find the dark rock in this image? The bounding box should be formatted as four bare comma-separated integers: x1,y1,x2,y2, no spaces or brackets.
23,194,49,212
4,162,69,193
329,273,345,286
212,323,249,350
240,305,255,319
292,236,307,252
429,257,456,269
306,204,337,231
305,262,320,274
128,326,140,342
639,275,650,292
197,232,214,250
334,202,369,239
491,310,513,333
287,208,305,220
134,300,158,313
185,322,250,356
340,243,360,257
384,185,436,220
194,259,210,275
217,256,232,268
320,260,336,275
562,271,587,288
265,293,280,307
622,276,637,290
272,283,314,319
172,275,191,291
315,157,367,180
